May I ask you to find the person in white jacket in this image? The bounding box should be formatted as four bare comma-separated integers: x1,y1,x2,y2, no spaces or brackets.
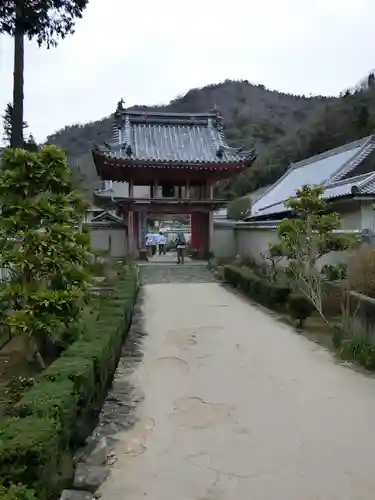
145,232,154,256
157,232,166,255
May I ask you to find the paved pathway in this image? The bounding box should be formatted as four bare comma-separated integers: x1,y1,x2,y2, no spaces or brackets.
100,268,375,499
139,254,215,284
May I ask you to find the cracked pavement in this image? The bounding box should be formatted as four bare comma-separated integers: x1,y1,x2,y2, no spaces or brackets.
99,280,375,499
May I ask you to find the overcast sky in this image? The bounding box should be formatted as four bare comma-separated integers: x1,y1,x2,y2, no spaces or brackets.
0,0,374,144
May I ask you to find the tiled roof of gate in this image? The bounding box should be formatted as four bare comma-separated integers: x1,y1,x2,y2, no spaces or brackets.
94,109,255,166
250,135,375,218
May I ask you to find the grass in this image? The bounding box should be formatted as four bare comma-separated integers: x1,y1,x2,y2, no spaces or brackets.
279,312,343,352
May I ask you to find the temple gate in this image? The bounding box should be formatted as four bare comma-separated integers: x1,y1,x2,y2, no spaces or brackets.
92,100,256,258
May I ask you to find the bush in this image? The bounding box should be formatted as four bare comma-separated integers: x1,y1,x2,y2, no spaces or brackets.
331,326,344,349
0,266,139,499
339,337,375,370
223,265,290,309
0,483,36,500
0,417,66,499
15,379,77,445
227,196,251,220
289,293,314,328
42,357,96,442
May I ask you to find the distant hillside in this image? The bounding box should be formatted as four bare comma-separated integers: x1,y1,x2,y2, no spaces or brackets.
46,80,332,199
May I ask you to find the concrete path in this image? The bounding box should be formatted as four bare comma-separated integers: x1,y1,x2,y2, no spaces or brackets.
100,281,375,500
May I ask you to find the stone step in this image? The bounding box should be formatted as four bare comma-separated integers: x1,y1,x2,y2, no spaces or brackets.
140,263,215,284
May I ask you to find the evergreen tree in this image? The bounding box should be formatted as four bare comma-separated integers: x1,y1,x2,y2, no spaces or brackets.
0,145,91,367
0,0,89,148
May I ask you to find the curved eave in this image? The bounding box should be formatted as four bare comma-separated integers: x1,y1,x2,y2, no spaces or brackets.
92,150,253,174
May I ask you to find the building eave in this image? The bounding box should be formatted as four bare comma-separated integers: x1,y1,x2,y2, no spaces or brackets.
92,150,254,184
92,149,254,169
251,135,375,217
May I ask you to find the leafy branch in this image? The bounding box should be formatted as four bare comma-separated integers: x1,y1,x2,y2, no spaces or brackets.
270,185,356,323
0,145,92,368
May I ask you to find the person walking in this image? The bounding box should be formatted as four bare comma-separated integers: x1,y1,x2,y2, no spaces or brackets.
145,232,154,257
151,232,158,256
175,231,186,264
158,232,166,255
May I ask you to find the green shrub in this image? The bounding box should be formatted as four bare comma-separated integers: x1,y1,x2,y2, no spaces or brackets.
43,357,95,403
64,339,112,396
15,380,77,445
0,483,36,500
42,348,97,444
223,265,290,310
0,417,66,500
0,267,139,497
289,293,314,328
331,326,344,348
270,283,290,308
339,337,375,370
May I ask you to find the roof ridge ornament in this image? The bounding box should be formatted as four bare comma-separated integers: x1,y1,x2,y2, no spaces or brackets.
211,104,224,132
216,145,224,158
116,98,125,112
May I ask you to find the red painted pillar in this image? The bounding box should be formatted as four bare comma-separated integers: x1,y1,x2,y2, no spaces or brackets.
127,211,134,255
190,212,201,250
200,212,209,259
133,211,139,250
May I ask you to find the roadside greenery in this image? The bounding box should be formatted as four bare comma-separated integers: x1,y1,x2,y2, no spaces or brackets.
227,196,251,220
0,265,139,499
269,185,355,323
0,146,92,369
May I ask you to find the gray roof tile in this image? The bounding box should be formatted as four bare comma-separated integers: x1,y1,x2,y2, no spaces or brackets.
251,135,375,218
323,172,375,199
99,109,255,166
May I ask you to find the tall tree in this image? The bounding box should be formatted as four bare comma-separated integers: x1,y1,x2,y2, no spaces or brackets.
0,0,89,148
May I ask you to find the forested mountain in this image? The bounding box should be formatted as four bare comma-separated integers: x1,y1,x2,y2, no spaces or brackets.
45,76,375,200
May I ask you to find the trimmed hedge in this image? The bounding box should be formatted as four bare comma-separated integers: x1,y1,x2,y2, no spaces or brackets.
0,483,36,500
0,417,64,500
224,264,290,310
0,265,139,499
16,379,77,444
288,293,314,328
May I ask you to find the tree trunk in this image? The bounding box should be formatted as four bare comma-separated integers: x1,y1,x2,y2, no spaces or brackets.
11,12,24,149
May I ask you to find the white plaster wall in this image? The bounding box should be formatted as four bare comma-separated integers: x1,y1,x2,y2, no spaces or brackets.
331,199,375,231
361,200,375,230
90,227,127,257
236,227,279,260
111,182,149,198
340,208,362,230
237,226,349,267
213,224,236,258
213,223,352,267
